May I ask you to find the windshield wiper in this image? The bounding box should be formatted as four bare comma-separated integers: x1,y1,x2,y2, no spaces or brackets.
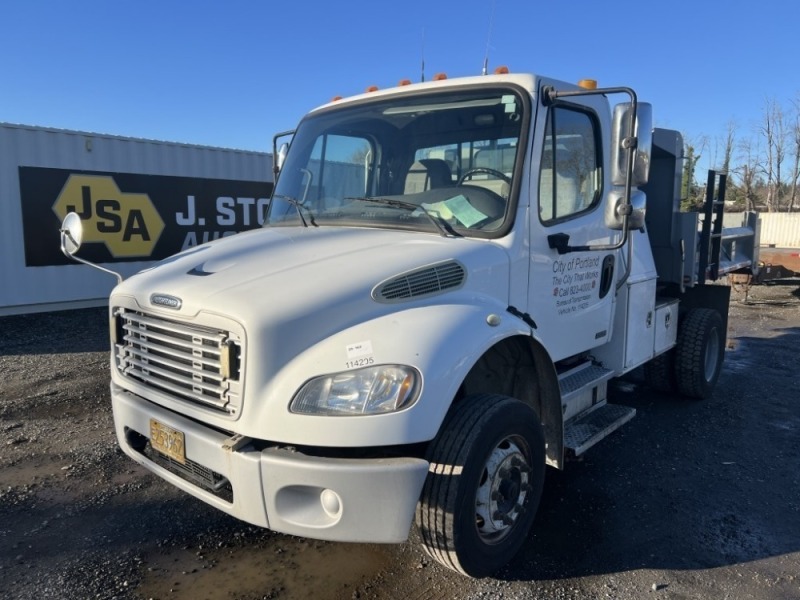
346,197,457,237
271,194,317,227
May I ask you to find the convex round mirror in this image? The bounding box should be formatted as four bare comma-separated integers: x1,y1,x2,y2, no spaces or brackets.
60,212,84,256
58,212,123,283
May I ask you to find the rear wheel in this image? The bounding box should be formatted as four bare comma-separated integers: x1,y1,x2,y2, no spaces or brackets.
643,349,677,394
416,394,545,577
675,308,725,399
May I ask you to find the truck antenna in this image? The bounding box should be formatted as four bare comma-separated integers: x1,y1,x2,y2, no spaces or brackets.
482,0,497,75
421,28,426,82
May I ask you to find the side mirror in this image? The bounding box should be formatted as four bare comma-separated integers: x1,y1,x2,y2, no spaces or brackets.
610,102,652,187
605,189,646,231
60,212,84,257
58,212,123,283
277,142,289,172
272,130,295,177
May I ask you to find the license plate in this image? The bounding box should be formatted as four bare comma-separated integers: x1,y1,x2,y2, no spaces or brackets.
149,419,186,464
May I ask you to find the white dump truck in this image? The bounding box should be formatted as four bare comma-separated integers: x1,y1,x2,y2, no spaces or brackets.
60,69,756,576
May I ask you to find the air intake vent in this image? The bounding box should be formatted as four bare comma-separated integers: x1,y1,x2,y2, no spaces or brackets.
374,261,466,302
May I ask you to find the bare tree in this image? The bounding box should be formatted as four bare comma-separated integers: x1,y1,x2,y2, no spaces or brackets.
789,94,800,212
759,98,777,211
774,103,787,210
706,123,734,175
759,98,789,211
735,137,760,212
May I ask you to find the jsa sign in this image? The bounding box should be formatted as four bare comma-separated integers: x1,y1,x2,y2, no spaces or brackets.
20,167,273,267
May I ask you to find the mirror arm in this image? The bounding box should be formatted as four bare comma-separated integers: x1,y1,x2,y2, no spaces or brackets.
62,252,124,285
60,227,123,284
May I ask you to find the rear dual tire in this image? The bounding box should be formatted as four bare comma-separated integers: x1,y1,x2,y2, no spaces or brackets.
674,308,724,399
644,307,725,400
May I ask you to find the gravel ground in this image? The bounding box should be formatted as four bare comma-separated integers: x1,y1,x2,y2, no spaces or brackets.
1,281,799,600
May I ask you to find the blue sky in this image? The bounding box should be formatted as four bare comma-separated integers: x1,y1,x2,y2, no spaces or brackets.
2,0,797,173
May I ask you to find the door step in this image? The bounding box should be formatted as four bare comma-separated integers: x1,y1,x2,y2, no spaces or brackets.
558,363,615,404
564,402,636,456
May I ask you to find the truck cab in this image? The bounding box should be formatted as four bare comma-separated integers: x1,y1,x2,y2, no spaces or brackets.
60,70,752,577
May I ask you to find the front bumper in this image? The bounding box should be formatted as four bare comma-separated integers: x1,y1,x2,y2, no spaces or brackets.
111,384,429,543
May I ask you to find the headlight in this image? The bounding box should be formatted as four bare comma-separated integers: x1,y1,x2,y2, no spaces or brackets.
290,365,420,416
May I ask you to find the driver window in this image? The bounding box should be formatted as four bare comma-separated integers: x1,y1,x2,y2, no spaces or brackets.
539,107,600,222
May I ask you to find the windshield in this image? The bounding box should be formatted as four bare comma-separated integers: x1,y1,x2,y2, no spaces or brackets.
267,87,527,237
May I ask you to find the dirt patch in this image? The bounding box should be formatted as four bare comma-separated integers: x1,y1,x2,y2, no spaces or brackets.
2,282,800,599
138,538,392,600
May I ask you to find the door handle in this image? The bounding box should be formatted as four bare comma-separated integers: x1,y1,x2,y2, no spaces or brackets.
599,255,614,299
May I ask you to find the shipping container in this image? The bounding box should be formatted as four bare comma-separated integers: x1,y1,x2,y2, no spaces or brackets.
0,123,273,315
724,212,800,248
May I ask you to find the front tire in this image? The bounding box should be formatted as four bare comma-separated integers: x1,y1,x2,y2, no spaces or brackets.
416,394,545,577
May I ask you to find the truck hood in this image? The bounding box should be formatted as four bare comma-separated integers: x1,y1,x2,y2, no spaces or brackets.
112,226,511,373
111,225,514,429
116,226,510,316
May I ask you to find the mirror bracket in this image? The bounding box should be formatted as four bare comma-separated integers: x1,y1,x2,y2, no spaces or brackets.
59,212,123,284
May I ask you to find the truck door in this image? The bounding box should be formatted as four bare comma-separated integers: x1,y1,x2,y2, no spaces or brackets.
527,95,618,362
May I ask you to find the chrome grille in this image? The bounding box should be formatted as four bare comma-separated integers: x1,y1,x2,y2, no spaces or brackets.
374,261,466,302
115,309,242,414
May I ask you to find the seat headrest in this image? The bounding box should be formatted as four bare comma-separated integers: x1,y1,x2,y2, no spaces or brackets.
404,159,452,193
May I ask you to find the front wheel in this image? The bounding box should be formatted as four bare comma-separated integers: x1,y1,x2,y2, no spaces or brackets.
416,394,545,577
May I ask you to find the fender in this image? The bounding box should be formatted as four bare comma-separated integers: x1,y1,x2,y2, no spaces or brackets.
244,297,547,448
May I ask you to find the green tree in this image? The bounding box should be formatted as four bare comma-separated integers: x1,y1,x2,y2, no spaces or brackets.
681,144,702,211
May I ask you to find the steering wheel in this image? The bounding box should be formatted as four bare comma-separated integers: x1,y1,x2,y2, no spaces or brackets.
457,167,511,186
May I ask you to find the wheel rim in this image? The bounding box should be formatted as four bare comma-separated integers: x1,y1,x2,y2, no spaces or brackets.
474,436,531,544
704,326,720,382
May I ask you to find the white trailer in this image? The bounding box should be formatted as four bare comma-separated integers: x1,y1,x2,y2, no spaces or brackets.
60,71,757,576
0,122,273,315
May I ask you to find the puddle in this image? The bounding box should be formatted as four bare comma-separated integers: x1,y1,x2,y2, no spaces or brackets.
138,536,393,599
